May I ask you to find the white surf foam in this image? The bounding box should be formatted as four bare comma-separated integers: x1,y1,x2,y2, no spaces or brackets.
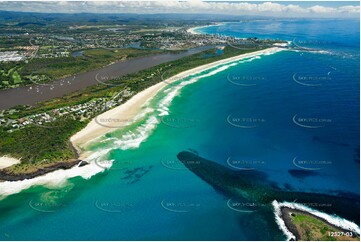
272,200,296,241
0,149,113,198
108,51,279,151
272,200,360,241
0,48,284,197
110,62,243,150
113,116,159,150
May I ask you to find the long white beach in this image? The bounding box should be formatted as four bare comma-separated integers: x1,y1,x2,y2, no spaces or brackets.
71,46,284,159
0,46,284,197
186,23,223,35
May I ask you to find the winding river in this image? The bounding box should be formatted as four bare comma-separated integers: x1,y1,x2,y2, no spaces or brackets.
0,46,212,110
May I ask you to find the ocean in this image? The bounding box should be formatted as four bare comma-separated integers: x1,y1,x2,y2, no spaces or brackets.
0,19,359,240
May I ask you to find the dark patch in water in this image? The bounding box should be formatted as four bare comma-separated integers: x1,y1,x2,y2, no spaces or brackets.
284,183,294,191
187,148,199,155
333,190,360,200
177,151,360,223
270,182,281,190
313,136,350,147
288,169,318,179
120,165,153,184
354,147,360,164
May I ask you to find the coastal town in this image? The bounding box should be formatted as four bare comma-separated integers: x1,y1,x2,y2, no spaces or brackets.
0,22,281,132
0,88,133,131
0,4,359,241
1,27,231,62
0,24,278,63
1,24,251,90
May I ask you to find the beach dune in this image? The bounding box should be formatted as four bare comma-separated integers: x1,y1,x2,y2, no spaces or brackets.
0,156,20,169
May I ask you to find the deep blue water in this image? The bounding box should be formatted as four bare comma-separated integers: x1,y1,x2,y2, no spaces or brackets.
195,19,360,195
0,19,359,241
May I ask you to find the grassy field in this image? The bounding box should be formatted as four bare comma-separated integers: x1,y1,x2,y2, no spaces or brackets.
289,211,359,241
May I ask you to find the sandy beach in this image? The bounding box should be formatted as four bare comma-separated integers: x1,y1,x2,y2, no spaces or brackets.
187,26,201,35
70,81,167,157
0,156,20,169
71,47,283,159
186,23,223,35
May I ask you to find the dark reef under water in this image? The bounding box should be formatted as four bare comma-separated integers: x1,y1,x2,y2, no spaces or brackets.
177,151,360,224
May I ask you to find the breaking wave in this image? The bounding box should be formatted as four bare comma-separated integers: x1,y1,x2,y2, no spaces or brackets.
104,48,283,151
272,200,360,241
0,48,284,198
0,149,113,198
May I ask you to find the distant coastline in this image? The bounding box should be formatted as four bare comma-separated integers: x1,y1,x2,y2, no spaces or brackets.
187,22,224,35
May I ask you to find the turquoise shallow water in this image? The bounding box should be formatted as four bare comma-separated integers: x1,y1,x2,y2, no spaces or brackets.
0,19,359,240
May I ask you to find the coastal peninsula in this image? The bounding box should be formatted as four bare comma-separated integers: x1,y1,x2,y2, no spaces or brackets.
281,207,359,241
177,151,360,240
0,3,359,241
0,33,284,182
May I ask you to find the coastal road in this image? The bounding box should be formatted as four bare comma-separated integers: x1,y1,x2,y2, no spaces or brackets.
0,46,212,110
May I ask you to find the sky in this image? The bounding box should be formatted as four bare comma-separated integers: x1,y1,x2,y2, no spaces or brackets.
0,1,359,18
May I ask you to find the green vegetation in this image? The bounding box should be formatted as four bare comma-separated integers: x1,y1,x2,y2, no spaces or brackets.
0,45,271,176
0,35,30,49
0,11,288,177
0,48,165,90
0,118,86,174
0,63,25,88
177,151,360,241
0,12,223,90
21,47,163,79
289,211,359,241
5,45,265,119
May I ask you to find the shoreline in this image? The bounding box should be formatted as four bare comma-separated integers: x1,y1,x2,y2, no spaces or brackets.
0,46,284,196
0,159,86,182
0,141,88,182
281,207,359,241
186,22,224,35
272,200,360,240
71,46,284,158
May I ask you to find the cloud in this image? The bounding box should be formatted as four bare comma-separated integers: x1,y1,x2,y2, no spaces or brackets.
0,1,359,18
338,5,360,14
308,5,337,14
